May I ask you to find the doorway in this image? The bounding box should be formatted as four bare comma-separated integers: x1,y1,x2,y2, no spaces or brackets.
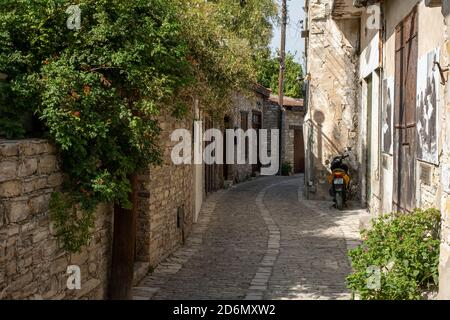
294,128,305,174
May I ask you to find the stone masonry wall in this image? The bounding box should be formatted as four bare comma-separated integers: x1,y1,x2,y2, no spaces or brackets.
136,112,195,268
0,139,112,300
305,0,360,200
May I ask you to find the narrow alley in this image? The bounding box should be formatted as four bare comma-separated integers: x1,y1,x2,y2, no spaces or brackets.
133,176,363,300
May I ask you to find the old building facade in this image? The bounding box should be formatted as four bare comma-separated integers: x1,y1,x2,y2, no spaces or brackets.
304,0,450,298
303,0,361,200
267,95,306,174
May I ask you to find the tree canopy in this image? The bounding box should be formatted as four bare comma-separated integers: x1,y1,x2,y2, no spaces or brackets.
257,50,304,98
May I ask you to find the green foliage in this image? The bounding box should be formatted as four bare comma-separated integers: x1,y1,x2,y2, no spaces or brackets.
175,0,277,114
347,208,441,300
49,192,95,253
281,161,292,176
257,50,303,98
1,0,190,251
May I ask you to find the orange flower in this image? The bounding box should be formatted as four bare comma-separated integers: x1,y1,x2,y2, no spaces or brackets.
83,85,91,95
72,111,81,118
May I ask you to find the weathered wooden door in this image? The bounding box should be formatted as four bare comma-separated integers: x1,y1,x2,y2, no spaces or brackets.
366,75,373,204
294,129,305,173
393,7,418,212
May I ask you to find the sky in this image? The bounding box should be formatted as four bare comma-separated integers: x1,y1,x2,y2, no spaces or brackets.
270,0,305,65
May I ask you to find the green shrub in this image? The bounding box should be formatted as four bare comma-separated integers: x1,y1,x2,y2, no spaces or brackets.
347,208,441,300
281,162,292,176
1,0,191,251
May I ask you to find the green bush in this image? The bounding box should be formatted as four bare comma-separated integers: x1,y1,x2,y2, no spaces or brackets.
281,162,292,176
1,0,191,251
347,208,441,300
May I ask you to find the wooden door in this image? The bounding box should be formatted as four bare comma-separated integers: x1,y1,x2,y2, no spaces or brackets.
393,7,418,212
294,129,305,173
366,75,373,204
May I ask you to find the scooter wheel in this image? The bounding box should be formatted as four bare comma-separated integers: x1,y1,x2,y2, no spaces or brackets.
336,192,344,210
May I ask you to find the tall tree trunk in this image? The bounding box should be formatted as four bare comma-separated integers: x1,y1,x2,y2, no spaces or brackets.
109,174,138,300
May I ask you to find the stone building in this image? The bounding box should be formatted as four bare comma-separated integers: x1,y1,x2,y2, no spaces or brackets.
267,95,306,174
303,0,361,200
227,86,305,180
226,86,271,183
303,0,450,298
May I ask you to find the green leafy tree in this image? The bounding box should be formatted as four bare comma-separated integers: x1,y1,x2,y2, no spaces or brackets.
257,50,304,98
175,0,278,115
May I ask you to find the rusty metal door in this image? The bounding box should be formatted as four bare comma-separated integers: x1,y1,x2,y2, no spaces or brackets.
393,7,418,212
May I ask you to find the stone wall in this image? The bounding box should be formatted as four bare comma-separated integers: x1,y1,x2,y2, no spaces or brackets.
136,112,195,268
0,139,112,299
305,0,360,200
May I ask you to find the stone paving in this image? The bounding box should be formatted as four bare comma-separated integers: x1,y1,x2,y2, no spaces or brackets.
133,175,364,300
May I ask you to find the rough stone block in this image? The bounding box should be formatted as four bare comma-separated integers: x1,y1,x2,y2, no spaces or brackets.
0,180,22,197
7,200,30,223
19,140,48,156
0,161,17,182
33,228,49,243
50,256,69,275
0,142,19,157
29,194,51,215
18,158,38,177
22,177,47,193
70,251,89,266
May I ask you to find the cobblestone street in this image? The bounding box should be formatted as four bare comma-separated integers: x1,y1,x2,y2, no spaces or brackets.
133,175,363,300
